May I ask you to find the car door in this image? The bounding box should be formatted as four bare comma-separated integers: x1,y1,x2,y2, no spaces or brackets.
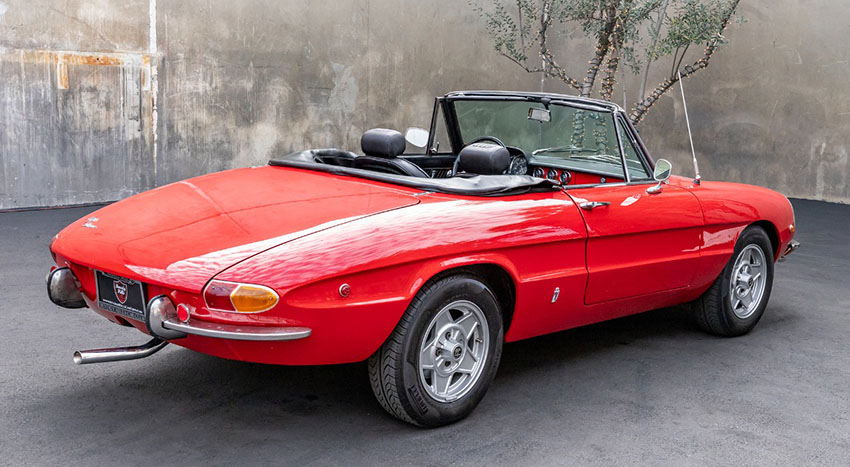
566,115,704,305
567,183,703,304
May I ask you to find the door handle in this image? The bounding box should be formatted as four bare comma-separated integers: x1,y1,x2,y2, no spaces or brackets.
579,201,611,210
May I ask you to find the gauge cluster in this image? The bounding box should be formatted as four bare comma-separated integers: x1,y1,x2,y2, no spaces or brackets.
507,150,616,186
528,165,618,185
532,166,572,185
508,154,528,176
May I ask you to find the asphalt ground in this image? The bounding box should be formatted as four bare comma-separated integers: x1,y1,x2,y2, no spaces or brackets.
1,199,847,466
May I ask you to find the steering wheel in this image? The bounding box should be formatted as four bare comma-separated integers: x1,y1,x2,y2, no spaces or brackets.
466,136,507,148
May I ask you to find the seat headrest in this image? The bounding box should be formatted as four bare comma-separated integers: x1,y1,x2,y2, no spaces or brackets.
361,128,406,158
457,143,510,175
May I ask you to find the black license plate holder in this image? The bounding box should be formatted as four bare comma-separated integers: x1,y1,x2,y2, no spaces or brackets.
95,271,146,322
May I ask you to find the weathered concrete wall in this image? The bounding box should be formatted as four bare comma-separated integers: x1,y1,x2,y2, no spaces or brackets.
634,1,850,204
0,0,847,209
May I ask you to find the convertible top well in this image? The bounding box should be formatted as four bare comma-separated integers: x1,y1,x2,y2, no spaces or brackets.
269,149,558,196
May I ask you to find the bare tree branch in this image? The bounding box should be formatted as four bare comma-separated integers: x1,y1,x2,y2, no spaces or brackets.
629,0,741,124
539,2,582,91
499,51,544,74
638,0,670,102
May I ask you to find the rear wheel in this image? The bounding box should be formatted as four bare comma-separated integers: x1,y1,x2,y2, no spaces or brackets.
693,226,775,336
367,274,503,427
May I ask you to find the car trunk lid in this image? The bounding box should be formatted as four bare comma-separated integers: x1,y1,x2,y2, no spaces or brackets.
51,166,420,292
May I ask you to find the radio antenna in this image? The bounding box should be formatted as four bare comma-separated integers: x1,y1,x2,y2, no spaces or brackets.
678,71,701,185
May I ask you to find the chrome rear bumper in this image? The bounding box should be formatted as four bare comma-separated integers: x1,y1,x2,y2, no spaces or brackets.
146,295,311,342
162,318,311,341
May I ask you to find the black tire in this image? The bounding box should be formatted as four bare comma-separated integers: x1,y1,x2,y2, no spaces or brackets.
367,273,504,427
693,225,775,337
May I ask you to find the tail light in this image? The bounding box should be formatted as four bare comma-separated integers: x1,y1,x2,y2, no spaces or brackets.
203,280,279,313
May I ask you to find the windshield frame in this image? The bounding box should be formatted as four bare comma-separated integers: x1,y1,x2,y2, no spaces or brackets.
439,94,655,183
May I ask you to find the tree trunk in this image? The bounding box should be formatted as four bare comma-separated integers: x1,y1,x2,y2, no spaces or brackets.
601,4,629,102
581,6,618,98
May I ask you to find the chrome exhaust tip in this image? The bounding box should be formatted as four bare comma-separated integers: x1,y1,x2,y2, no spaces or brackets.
73,338,168,365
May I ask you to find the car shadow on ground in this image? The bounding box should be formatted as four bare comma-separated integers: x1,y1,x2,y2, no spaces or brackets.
32,303,792,431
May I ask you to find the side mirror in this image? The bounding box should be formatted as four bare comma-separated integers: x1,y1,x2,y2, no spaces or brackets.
405,127,429,148
653,158,672,181
647,159,672,194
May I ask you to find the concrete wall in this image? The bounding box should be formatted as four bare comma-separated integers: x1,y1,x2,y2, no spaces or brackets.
0,0,847,209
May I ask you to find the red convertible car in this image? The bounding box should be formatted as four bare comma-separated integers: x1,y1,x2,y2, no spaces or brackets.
48,91,798,427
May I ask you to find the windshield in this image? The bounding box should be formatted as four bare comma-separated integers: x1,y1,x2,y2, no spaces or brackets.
453,99,642,177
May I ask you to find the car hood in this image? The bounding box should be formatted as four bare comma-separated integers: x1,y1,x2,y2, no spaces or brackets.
51,166,420,292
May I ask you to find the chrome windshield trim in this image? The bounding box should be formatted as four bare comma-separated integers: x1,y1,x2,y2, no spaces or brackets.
162,318,311,341
562,180,659,190
612,114,631,183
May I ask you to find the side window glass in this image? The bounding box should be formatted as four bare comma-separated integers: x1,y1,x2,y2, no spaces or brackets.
431,103,451,154
618,120,651,180
403,101,452,155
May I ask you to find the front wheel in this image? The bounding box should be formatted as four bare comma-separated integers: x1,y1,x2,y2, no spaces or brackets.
693,225,775,337
367,274,503,427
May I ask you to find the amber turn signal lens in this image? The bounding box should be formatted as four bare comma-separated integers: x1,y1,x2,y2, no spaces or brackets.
230,284,279,313
204,280,279,313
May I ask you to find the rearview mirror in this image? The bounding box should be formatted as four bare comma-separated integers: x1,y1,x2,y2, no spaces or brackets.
405,128,429,148
528,108,551,123
653,159,672,181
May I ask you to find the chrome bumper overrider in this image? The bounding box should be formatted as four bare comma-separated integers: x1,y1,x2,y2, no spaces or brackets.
46,267,86,309
146,295,311,342
49,267,312,363
779,240,800,262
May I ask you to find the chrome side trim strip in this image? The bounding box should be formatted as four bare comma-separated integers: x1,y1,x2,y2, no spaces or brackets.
162,319,311,341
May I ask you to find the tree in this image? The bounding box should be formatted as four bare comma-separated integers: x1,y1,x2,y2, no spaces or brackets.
472,0,741,124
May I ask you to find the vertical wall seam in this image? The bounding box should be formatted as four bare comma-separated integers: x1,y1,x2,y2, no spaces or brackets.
149,0,158,186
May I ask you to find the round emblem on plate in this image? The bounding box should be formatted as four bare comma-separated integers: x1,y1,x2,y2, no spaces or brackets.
339,283,351,298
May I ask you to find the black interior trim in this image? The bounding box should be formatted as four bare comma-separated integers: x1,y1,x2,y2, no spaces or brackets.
399,154,456,169
354,155,429,177
270,150,557,196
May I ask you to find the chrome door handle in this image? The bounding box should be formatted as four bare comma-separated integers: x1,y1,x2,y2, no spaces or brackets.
579,201,611,210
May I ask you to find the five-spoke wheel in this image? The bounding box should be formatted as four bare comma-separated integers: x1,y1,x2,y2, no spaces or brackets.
693,225,775,337
729,244,767,319
368,274,503,427
418,300,489,403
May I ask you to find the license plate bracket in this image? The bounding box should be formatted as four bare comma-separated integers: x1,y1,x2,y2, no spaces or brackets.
95,271,147,322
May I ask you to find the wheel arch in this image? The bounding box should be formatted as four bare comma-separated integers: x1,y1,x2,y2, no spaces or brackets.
414,262,518,335
750,220,780,259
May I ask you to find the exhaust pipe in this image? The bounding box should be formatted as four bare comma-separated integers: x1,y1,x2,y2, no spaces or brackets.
73,338,168,365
